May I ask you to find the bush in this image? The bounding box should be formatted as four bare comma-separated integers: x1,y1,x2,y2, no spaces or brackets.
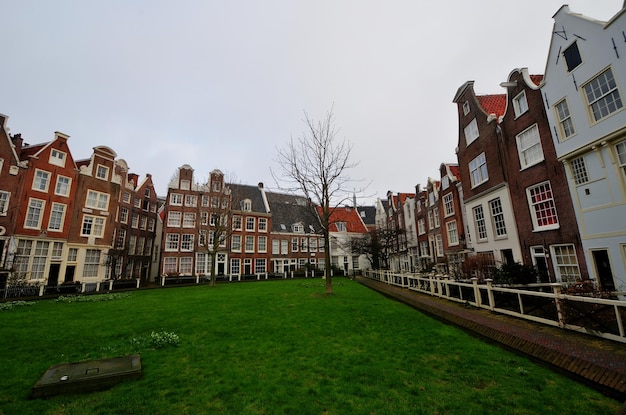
492,262,538,285
150,331,180,348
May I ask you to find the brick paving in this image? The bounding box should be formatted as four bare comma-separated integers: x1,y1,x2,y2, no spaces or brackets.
356,276,626,405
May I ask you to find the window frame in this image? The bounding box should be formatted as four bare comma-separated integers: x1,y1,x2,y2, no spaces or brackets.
32,169,51,192
582,67,623,123
513,90,529,118
25,198,45,229
554,98,576,141
469,153,488,188
526,181,560,231
464,118,479,145
48,202,66,231
81,214,105,237
516,124,544,170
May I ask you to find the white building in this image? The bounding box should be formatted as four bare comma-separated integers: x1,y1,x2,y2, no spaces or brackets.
541,5,626,292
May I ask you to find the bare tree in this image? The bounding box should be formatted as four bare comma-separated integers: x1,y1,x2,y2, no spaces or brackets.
274,107,360,294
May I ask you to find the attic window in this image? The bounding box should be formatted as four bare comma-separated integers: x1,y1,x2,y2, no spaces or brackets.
49,149,66,167
280,224,287,231
441,176,450,190
241,199,252,211
292,223,304,233
336,222,347,232
463,101,470,115
309,225,315,233
563,42,582,72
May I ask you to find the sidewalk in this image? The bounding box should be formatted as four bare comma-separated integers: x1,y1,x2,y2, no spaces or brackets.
355,276,626,405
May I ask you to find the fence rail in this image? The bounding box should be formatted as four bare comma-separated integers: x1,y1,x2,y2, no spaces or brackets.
364,270,626,344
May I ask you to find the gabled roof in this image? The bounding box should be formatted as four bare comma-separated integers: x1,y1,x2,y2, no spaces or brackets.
230,184,268,214
476,94,507,117
322,206,368,234
356,206,376,226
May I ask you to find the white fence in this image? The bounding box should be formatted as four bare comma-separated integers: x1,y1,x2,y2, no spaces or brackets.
365,270,626,344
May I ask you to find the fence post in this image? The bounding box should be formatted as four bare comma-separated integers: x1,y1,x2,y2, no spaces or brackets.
161,276,165,287
39,285,44,297
471,278,480,307
429,274,436,295
82,282,86,293
485,279,495,311
109,280,114,291
136,278,141,289
551,283,565,328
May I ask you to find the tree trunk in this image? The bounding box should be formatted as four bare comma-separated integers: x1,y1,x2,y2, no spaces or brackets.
324,230,333,295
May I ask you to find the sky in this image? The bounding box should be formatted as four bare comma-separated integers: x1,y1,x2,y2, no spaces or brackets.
1,1,623,204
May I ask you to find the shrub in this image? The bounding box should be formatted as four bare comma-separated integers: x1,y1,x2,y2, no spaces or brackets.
492,262,538,285
150,331,180,348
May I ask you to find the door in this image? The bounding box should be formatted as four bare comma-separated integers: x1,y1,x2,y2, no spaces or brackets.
47,264,60,286
592,250,616,291
64,265,75,283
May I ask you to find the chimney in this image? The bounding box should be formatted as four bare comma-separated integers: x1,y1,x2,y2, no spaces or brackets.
258,182,264,189
11,133,23,154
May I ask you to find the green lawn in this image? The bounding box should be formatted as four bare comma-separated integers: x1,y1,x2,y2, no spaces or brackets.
0,278,620,414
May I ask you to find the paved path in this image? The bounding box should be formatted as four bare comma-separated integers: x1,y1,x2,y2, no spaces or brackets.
355,276,626,408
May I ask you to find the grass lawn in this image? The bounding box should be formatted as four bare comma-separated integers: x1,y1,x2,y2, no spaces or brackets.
0,278,620,415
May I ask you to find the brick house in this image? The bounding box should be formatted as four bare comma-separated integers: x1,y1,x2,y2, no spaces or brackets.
438,163,468,277
499,68,588,283
323,205,370,274
453,82,522,275
414,185,430,272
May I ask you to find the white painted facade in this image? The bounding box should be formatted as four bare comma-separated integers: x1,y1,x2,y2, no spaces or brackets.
541,5,626,292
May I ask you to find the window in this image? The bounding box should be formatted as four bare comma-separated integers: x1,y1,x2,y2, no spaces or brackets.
48,203,66,231
516,124,544,169
563,42,582,72
435,234,444,257
167,211,182,227
122,192,131,203
241,199,252,211
571,157,589,185
0,191,9,215
583,68,623,122
469,153,488,187
336,222,347,232
81,215,105,237
120,207,129,223
527,182,559,230
148,218,155,231
83,249,101,278
441,175,449,190
163,257,178,274
255,259,266,274
51,242,63,260
551,245,581,283
55,176,71,196
433,207,440,228
616,140,626,166
67,248,78,262
136,237,145,256
185,195,197,207
32,170,50,192
473,205,488,241
31,241,49,280
201,195,209,207
183,212,196,228
555,99,576,140
258,236,267,252
180,257,193,274
420,241,429,257
133,198,141,208
513,91,528,117
96,165,109,180
116,229,126,249
272,240,280,254
245,236,255,252
489,198,507,238
211,197,219,208
86,190,109,210
246,217,255,231
428,211,434,230
165,234,180,251
212,180,221,192
464,118,479,145
446,220,459,246
49,149,66,167
25,198,45,229
129,214,138,229
463,100,470,115
140,216,147,230
310,238,318,252
281,240,288,254
258,218,267,232
181,234,194,251
443,193,454,217
233,216,242,230
170,193,183,206
180,180,190,190
417,218,426,235
128,235,136,255
292,223,304,233
291,237,299,252
232,235,242,251
231,259,241,275
300,237,308,252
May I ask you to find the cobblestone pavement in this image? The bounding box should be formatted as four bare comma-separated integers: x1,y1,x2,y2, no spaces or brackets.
355,276,626,407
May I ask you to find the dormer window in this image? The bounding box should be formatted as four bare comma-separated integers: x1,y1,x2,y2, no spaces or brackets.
292,223,304,233
563,42,582,72
241,199,252,211
336,222,347,232
441,176,450,190
180,180,190,190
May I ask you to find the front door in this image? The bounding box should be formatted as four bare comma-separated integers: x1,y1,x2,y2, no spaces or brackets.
64,265,75,283
592,250,616,291
47,264,60,286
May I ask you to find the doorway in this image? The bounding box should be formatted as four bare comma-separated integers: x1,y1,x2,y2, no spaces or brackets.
47,264,60,286
592,250,616,291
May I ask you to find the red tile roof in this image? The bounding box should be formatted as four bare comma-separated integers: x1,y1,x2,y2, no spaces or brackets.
449,165,461,181
319,206,368,233
530,74,544,86
476,94,506,117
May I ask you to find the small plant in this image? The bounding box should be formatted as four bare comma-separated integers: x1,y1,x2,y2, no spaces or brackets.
150,331,181,348
492,262,538,285
56,293,132,303
0,300,36,311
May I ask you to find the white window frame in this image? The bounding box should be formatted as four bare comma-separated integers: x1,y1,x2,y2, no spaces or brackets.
81,215,105,237
167,211,182,227
48,202,66,231
443,193,454,217
469,153,488,188
0,191,9,216
446,220,459,246
554,98,576,141
165,233,180,251
570,157,589,185
616,140,626,167
49,149,66,167
32,169,51,192
86,190,109,210
464,118,479,145
169,193,183,206
489,198,507,238
473,205,487,242
550,244,581,284
96,164,109,180
462,101,470,115
513,91,528,117
25,198,45,229
54,175,72,197
516,124,544,169
582,67,623,123
526,181,559,231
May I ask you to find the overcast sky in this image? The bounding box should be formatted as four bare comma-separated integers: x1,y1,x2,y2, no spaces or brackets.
1,1,622,204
